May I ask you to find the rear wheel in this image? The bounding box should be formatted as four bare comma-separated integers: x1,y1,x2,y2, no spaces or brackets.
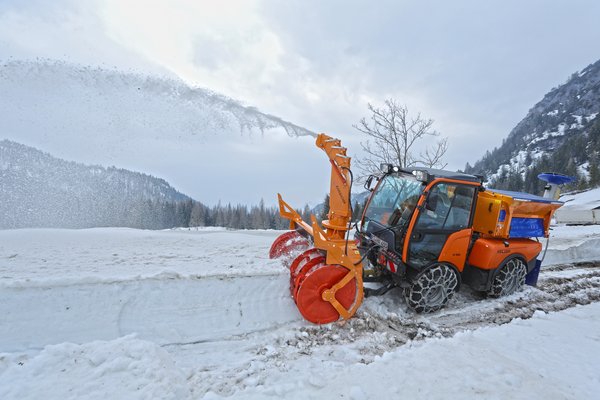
404,264,459,313
487,258,527,298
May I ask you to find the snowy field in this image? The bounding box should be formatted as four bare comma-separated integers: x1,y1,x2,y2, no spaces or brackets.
1,225,600,399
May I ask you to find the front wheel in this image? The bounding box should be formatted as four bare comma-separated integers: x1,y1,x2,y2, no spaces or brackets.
404,264,459,313
487,258,527,298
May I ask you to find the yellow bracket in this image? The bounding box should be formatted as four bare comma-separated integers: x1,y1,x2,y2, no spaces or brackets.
277,193,313,234
276,133,365,322
311,215,364,320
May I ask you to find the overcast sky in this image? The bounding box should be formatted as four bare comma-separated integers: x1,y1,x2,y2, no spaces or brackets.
1,0,599,172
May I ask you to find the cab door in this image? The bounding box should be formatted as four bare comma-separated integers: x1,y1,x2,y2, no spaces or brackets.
406,182,477,270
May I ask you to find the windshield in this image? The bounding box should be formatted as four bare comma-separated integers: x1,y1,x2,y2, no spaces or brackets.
363,174,424,228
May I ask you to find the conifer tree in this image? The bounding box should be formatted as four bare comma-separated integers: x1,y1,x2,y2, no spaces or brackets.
320,194,330,221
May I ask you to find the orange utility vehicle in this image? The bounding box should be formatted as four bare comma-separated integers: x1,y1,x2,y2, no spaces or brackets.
270,133,563,324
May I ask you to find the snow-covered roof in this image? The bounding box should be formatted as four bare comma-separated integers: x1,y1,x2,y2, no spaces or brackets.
489,188,563,204
560,187,600,211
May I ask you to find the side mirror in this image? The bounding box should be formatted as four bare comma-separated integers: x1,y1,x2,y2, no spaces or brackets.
425,193,437,211
364,175,378,191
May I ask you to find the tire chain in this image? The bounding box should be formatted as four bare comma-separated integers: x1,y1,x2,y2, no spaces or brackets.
405,264,459,313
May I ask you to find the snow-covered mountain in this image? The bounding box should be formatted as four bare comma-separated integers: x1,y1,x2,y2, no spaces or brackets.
0,139,190,229
0,60,321,206
465,59,600,194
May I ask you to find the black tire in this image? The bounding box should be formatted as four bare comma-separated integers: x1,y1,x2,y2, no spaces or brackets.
404,264,459,313
487,257,527,298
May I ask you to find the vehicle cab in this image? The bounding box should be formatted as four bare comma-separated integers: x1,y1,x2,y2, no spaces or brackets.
358,164,483,282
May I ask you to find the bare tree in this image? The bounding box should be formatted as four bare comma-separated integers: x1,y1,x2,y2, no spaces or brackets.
353,99,448,178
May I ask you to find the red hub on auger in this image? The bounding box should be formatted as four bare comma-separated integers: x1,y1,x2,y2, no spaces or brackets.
290,251,325,300
269,230,310,260
295,264,357,324
289,248,324,294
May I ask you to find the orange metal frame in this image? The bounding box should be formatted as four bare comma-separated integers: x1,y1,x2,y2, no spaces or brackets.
277,133,364,320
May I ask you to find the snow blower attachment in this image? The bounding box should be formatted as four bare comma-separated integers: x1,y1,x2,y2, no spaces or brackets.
271,133,567,324
269,133,364,324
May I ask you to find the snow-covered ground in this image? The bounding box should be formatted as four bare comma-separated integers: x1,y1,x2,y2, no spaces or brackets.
1,225,599,399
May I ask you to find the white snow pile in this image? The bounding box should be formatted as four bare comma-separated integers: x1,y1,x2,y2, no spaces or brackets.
0,336,192,400
1,301,599,399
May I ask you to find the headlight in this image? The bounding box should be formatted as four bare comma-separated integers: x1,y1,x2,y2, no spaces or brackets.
379,164,401,174
413,170,429,182
379,163,393,173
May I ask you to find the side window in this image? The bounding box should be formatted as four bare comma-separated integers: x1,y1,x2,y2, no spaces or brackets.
416,184,452,229
444,186,475,230
416,184,475,230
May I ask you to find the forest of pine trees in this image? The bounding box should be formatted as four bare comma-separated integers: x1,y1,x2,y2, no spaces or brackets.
1,140,370,230
134,196,366,231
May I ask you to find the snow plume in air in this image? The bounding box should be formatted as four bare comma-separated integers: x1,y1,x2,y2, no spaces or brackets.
0,59,316,139
0,59,323,205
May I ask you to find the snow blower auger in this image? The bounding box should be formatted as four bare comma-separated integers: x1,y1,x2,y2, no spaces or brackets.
269,133,364,324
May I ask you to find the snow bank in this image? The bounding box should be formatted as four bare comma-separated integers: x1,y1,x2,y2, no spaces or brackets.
1,226,599,352
0,228,306,352
0,274,300,352
544,224,600,265
0,336,192,400
5,303,597,400
1,226,598,288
